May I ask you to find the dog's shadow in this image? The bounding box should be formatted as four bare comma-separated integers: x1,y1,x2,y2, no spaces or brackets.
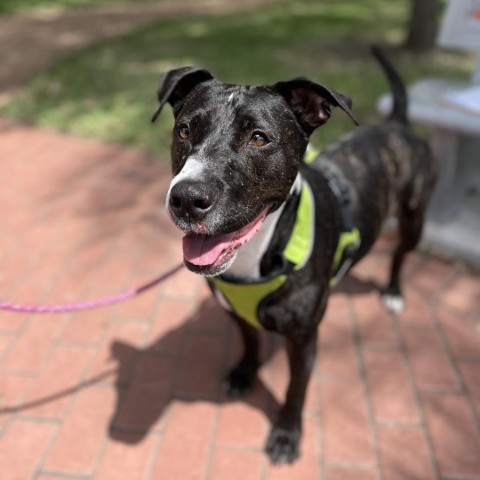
108,295,285,444
107,271,379,444
336,272,380,295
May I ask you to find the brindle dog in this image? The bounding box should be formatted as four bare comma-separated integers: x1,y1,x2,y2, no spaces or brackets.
151,47,436,463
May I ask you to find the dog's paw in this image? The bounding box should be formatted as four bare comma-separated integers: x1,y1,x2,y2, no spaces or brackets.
266,427,300,464
381,292,405,314
223,364,256,397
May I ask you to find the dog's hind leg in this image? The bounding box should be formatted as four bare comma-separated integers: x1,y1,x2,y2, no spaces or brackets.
382,204,426,313
224,315,260,397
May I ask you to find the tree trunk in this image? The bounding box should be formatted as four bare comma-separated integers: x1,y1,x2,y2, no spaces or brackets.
404,0,442,52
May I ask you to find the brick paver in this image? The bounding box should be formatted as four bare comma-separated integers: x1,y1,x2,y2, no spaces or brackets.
0,120,479,479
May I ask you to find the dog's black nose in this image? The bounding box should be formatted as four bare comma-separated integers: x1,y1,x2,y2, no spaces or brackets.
169,180,215,221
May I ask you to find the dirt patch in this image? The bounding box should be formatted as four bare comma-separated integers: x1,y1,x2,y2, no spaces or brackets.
0,0,282,104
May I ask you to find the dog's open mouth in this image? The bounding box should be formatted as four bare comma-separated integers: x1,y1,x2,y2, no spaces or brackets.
182,208,268,274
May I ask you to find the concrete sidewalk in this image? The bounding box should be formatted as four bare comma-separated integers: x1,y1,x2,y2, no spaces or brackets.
0,120,479,479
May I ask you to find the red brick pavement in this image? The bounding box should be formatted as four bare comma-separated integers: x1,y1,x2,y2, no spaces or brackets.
0,119,479,479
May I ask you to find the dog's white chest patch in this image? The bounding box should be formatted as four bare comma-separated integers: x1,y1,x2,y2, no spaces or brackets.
227,205,285,279
226,174,302,280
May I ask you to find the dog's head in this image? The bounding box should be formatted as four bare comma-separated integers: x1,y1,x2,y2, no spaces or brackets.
153,67,357,276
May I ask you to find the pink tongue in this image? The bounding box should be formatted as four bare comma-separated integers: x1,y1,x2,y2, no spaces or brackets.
182,210,268,267
183,233,234,266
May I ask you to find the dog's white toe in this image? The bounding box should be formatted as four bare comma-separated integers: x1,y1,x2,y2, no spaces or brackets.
381,293,405,314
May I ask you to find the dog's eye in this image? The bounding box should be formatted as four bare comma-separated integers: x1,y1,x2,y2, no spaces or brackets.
178,125,190,140
249,132,269,148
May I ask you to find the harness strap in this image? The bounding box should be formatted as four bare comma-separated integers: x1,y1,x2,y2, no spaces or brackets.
212,179,314,329
212,147,361,328
282,179,315,270
304,147,361,285
330,228,360,286
212,275,287,329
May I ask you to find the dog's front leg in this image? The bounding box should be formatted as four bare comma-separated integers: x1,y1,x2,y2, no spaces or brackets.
224,314,260,397
266,330,317,464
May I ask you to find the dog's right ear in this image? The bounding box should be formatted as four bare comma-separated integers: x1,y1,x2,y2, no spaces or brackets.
151,66,214,123
272,78,359,135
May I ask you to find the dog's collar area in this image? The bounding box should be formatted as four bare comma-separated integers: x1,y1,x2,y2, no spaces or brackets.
224,175,314,282
258,180,303,278
225,173,303,281
211,151,362,329
211,177,314,329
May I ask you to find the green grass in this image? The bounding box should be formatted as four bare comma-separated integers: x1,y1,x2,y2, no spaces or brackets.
0,0,130,14
2,0,474,158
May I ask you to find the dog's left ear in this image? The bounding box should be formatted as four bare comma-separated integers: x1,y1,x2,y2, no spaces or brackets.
272,78,359,134
152,66,214,123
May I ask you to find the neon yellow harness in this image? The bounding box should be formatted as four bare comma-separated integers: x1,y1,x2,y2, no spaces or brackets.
212,151,360,329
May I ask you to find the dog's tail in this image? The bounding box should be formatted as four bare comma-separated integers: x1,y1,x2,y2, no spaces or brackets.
371,45,408,125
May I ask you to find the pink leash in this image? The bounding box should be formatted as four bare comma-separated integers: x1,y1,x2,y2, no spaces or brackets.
0,263,184,314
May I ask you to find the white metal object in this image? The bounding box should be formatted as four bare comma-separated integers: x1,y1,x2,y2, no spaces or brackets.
376,1,480,264
437,0,480,84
